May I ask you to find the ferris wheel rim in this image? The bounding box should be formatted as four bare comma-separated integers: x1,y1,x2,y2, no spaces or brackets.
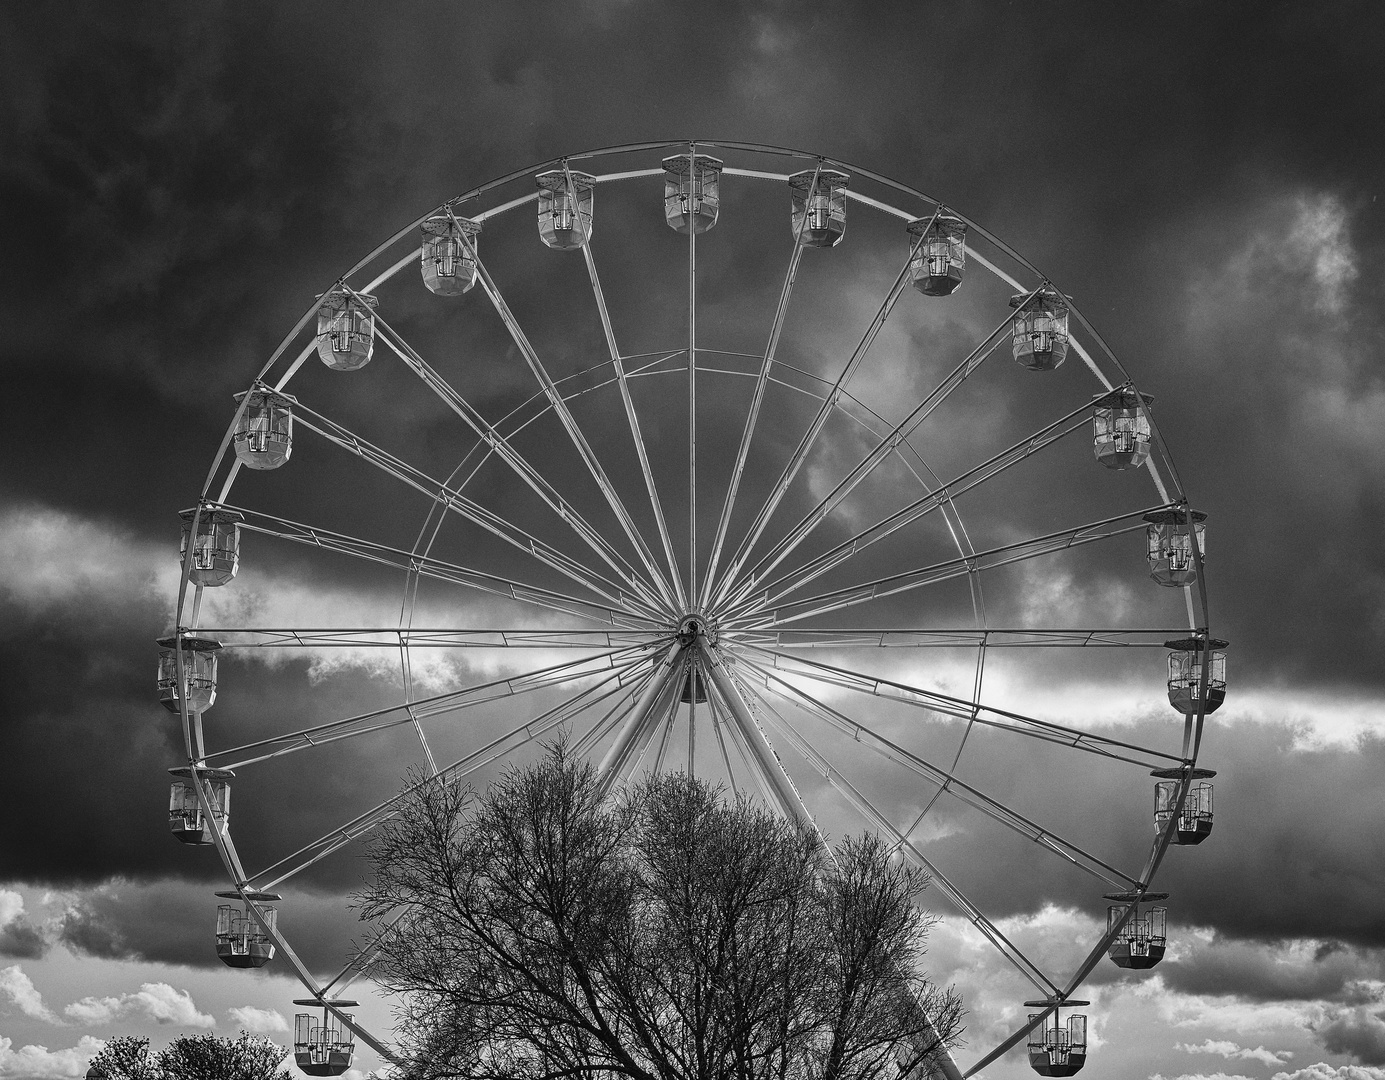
170,141,1215,1079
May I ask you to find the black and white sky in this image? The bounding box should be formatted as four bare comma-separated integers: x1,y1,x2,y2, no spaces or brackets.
1,3,1384,1079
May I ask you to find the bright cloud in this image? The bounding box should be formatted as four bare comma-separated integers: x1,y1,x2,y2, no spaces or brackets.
0,506,164,610
1286,193,1358,315
1138,977,1311,1034
63,982,214,1028
1149,1073,1256,1080
0,1035,104,1079
0,896,22,929
0,892,47,961
1273,1066,1385,1080
0,502,513,694
0,966,58,1024
1177,1038,1294,1066
227,1005,289,1033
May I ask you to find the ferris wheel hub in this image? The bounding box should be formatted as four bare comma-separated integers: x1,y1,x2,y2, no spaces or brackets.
675,612,719,648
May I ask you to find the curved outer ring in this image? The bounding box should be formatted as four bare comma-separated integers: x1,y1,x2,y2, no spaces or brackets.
172,141,1213,1077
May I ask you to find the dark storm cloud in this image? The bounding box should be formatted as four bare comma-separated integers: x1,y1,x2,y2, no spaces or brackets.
57,878,360,974
0,0,1381,689
1314,1005,1385,1067
772,687,1385,955
0,918,48,960
2,0,1385,1028
1161,938,1385,1004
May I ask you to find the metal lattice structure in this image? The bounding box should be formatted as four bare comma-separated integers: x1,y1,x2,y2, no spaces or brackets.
167,141,1219,1078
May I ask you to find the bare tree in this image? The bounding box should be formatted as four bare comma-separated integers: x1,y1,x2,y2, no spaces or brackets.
360,742,962,1080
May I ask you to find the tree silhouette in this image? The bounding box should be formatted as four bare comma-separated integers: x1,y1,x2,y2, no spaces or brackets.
86,1031,292,1080
360,741,963,1080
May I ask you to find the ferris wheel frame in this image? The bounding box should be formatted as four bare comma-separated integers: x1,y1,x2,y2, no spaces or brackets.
167,139,1217,1080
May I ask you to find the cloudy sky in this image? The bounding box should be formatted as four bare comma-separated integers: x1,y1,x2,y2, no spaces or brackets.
2,2,1384,1079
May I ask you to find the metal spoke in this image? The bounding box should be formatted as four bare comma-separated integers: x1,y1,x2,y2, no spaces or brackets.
727,504,1173,627
688,183,698,606
202,628,663,649
738,657,1141,889
735,400,1093,607
709,254,1013,614
635,653,691,778
205,645,661,770
700,163,817,607
292,402,651,613
716,302,1025,613
704,239,926,612
686,654,699,777
736,666,1060,999
702,683,742,796
226,505,664,629
452,228,679,614
351,289,669,615
603,656,689,796
650,679,681,775
250,659,651,891
716,669,837,848
578,227,685,607
726,628,1187,649
733,644,1184,768
596,643,685,792
322,905,413,996
701,646,801,813
571,663,663,760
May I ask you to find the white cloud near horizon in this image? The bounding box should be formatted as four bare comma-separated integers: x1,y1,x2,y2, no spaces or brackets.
63,983,214,1029
1177,1038,1294,1066
0,1034,103,1079
0,967,58,1025
1272,1067,1385,1080
227,1005,289,1033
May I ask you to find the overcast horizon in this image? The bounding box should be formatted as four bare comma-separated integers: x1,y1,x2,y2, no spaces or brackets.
2,4,1384,1080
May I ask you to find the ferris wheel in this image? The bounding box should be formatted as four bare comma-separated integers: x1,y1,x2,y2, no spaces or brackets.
161,141,1223,1079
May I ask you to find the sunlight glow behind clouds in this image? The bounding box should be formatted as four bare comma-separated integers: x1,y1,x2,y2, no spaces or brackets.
6,498,1384,747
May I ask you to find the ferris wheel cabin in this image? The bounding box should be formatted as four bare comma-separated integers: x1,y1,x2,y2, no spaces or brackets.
315,289,377,371
232,388,295,470
1092,388,1154,470
1144,508,1207,587
1107,901,1167,970
788,168,850,248
1009,286,1070,371
156,636,220,714
293,1000,358,1076
420,212,481,295
1027,1002,1088,1076
906,213,967,296
1152,770,1216,845
536,169,595,250
1166,637,1228,715
214,891,278,968
167,767,232,846
179,507,242,588
663,153,723,235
